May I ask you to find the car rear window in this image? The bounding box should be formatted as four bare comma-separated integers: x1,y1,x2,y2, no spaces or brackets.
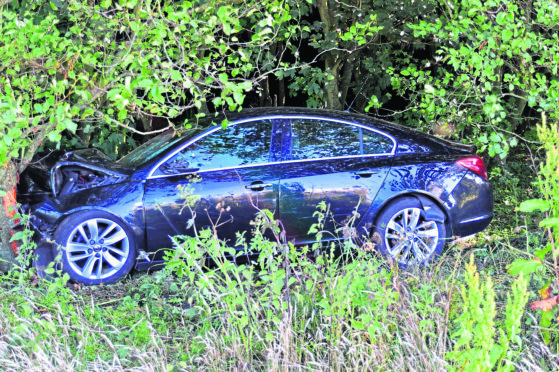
289,119,393,160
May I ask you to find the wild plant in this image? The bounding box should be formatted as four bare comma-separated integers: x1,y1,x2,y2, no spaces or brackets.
446,254,529,371
158,183,407,368
512,113,559,347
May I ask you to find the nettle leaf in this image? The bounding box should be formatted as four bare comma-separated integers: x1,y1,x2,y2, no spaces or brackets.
508,259,542,276
233,91,244,105
540,217,559,229
534,244,552,261
518,199,550,213
489,132,502,142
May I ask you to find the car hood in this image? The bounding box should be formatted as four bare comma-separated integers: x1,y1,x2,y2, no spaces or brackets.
18,149,133,205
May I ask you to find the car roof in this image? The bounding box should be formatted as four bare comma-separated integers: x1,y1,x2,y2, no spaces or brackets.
214,107,426,140
220,107,474,154
222,107,400,130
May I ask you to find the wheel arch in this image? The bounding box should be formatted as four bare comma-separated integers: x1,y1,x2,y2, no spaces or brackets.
56,206,127,231
370,191,454,240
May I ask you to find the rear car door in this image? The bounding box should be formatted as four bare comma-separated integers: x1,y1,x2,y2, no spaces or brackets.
143,119,282,260
278,118,395,245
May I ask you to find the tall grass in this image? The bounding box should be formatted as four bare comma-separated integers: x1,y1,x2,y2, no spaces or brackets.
0,200,547,371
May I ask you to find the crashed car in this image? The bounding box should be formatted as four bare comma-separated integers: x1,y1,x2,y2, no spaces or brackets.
17,107,493,285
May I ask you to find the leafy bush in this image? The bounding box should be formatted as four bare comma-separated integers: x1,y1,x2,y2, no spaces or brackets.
513,114,559,347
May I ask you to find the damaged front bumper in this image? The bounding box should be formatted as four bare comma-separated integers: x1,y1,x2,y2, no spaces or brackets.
25,201,63,241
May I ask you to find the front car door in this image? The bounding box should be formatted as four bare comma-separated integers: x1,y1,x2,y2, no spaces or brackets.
143,119,282,261
278,118,395,245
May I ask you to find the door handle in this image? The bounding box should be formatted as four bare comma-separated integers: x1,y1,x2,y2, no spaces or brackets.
245,181,273,191
353,170,378,178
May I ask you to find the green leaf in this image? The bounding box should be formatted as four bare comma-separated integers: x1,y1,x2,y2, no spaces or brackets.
10,231,26,242
502,29,513,42
518,199,550,212
125,0,138,8
217,6,229,21
307,223,319,235
233,91,244,105
540,217,559,228
534,244,552,261
137,79,154,88
63,119,77,133
508,259,542,275
489,132,501,142
171,70,182,82
540,310,553,344
48,131,61,143
496,12,507,25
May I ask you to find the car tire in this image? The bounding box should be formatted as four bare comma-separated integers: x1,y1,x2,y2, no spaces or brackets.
373,197,446,266
54,211,136,285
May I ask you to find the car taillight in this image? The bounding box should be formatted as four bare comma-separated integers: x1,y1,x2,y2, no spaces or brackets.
457,157,488,179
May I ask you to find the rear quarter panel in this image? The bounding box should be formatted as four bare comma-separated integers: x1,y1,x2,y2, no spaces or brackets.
356,155,468,240
447,172,494,236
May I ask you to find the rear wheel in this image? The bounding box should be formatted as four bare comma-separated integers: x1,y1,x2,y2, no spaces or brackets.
373,197,446,266
55,211,136,285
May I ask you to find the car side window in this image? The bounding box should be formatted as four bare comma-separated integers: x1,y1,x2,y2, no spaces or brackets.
157,120,273,175
290,119,393,160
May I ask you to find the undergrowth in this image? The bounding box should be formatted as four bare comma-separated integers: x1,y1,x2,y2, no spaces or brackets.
0,209,550,371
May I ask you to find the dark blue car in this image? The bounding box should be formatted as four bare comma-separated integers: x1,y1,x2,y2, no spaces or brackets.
18,108,493,284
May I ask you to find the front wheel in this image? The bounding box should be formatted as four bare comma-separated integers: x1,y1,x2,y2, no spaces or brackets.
54,211,136,285
373,197,446,266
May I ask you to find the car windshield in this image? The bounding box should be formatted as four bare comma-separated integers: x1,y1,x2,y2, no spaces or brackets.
117,128,201,168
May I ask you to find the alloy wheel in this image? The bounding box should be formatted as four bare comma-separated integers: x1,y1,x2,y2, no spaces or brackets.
383,207,439,265
64,218,130,280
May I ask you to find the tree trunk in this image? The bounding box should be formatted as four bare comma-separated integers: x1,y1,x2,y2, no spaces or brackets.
339,58,355,109
259,77,271,107
0,211,16,272
0,162,18,272
277,43,286,106
324,55,343,110
317,0,343,110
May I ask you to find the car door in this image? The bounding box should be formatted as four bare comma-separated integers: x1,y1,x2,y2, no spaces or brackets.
143,119,282,261
278,118,395,245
